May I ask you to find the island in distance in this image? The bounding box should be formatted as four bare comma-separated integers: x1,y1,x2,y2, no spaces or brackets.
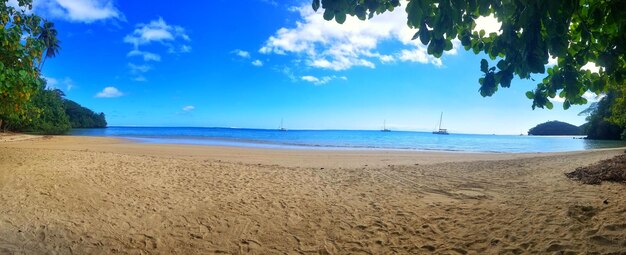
528,121,582,136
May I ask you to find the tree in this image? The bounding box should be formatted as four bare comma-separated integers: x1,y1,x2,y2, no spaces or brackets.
0,0,47,129
578,91,624,140
528,121,582,136
608,86,626,139
312,0,626,110
15,79,71,134
38,20,61,70
63,99,107,128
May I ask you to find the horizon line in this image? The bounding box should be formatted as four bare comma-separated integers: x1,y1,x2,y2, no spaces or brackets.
100,125,535,136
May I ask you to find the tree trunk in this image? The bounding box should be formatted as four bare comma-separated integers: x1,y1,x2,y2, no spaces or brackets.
39,56,47,71
0,119,3,132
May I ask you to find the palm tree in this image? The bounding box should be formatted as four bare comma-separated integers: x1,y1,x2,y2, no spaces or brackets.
38,20,61,70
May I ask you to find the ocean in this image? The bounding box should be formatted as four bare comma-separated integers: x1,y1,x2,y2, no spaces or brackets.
68,126,626,153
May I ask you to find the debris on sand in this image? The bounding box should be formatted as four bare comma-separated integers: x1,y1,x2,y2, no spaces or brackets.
565,155,626,185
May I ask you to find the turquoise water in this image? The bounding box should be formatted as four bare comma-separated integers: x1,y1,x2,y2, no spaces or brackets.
69,127,626,153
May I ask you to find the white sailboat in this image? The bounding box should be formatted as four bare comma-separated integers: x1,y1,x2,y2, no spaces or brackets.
432,112,449,135
279,118,287,131
381,120,391,132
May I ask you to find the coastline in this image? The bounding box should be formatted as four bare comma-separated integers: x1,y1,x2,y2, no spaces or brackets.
69,127,625,153
1,134,607,168
1,134,625,254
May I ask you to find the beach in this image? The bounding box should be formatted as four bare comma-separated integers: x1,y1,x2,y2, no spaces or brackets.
1,135,625,254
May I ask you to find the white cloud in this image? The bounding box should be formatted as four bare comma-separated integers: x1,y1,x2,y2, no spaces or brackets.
124,17,191,57
95,86,123,98
581,62,600,73
123,18,190,80
474,15,501,36
583,91,604,101
259,0,278,6
128,63,151,81
182,105,195,111
128,50,161,62
43,76,75,91
444,39,462,55
232,49,251,58
378,54,395,63
547,56,558,67
64,78,75,91
549,95,565,103
124,17,190,47
399,48,442,66
251,59,263,67
301,75,347,85
260,2,450,71
179,45,192,53
43,76,59,89
550,91,604,103
133,76,146,82
128,63,151,73
32,0,123,23
279,66,297,82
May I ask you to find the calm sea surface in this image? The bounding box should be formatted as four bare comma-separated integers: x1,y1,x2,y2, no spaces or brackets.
69,127,626,153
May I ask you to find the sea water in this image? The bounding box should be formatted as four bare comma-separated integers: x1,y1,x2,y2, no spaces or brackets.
70,126,626,153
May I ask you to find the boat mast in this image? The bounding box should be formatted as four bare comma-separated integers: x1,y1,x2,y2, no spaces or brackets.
280,118,283,129
438,112,443,130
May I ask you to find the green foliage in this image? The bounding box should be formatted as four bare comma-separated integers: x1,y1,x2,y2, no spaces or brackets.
579,92,625,140
5,82,107,133
528,121,582,136
609,85,626,129
14,80,70,134
11,80,70,135
64,99,107,128
0,0,51,127
313,0,626,109
38,20,60,70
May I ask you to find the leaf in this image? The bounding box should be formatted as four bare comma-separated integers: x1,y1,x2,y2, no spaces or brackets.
461,35,471,46
496,60,507,70
563,100,571,110
411,31,419,40
526,91,534,99
355,5,366,20
546,101,554,110
335,12,346,24
312,0,320,12
480,59,488,73
406,1,423,28
419,23,430,45
444,40,453,51
323,9,334,21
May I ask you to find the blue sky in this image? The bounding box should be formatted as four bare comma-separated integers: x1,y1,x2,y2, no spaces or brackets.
29,0,599,134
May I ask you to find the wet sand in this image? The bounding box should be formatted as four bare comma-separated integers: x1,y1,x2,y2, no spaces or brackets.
1,135,625,254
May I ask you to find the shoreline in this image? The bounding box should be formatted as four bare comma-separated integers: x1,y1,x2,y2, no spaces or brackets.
1,134,612,168
1,134,625,253
68,127,625,153
67,132,626,154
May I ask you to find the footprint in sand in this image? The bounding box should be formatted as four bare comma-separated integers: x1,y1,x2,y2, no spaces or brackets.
566,205,597,222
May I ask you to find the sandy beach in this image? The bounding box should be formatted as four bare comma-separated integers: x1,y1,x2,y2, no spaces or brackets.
1,135,625,254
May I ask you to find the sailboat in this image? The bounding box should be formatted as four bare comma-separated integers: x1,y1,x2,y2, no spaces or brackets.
432,112,449,135
381,120,391,132
278,118,287,131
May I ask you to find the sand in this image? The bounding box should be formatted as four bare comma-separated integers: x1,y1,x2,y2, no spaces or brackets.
0,135,625,254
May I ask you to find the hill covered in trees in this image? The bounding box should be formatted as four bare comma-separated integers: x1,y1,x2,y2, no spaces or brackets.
528,121,582,136
1,86,107,134
64,99,107,128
